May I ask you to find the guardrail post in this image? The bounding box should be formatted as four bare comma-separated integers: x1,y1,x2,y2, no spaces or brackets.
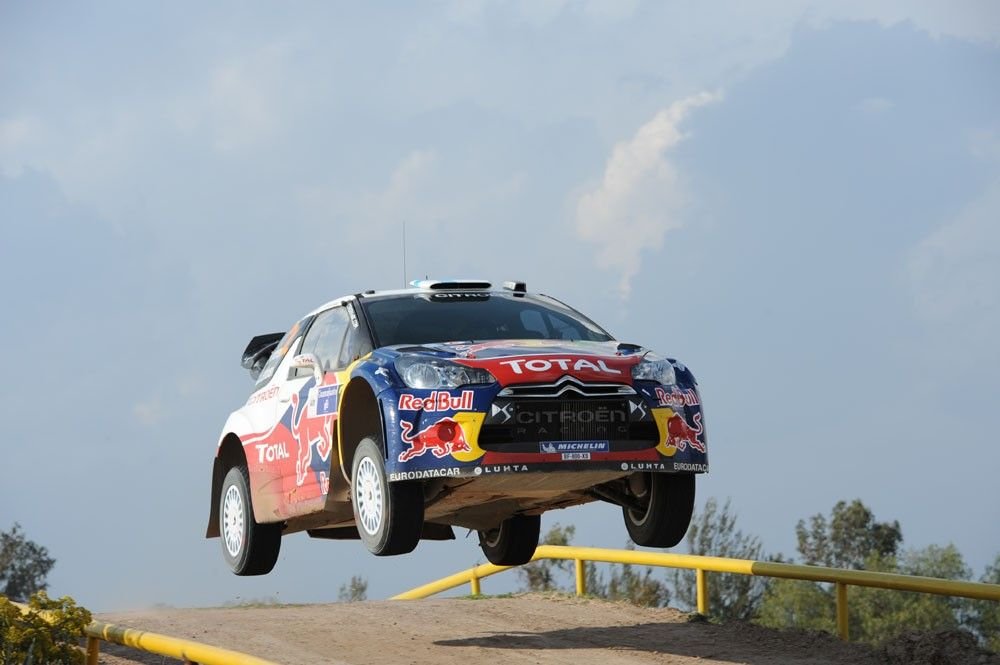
696,569,708,615
470,568,481,596
86,637,100,665
575,559,586,596
835,582,849,640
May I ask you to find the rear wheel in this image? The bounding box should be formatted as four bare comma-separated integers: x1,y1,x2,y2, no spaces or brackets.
351,436,424,555
622,473,695,548
220,465,281,575
478,514,541,566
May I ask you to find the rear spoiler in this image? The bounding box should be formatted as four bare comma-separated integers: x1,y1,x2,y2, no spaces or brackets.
241,332,284,379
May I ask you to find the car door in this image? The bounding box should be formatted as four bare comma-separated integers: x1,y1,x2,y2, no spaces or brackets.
278,306,351,513
238,317,310,517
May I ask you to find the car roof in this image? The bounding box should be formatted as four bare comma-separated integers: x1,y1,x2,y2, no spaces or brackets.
305,280,524,317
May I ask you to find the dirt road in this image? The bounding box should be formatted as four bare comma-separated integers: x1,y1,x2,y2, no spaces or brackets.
94,594,891,665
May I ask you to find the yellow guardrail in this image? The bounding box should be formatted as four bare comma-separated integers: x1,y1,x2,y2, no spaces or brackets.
82,621,281,665
13,601,280,665
392,544,1000,641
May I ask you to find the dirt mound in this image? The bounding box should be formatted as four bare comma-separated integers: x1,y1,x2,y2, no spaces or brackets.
878,630,999,665
92,595,989,665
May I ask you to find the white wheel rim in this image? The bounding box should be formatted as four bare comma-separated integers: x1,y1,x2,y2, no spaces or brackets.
629,504,651,526
483,523,504,548
628,474,653,526
223,484,245,557
355,456,383,536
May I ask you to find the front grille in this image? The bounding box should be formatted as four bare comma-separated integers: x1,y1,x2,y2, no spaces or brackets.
497,376,634,398
479,396,659,451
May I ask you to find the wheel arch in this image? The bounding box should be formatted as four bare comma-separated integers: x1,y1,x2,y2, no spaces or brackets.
206,433,247,538
337,377,385,484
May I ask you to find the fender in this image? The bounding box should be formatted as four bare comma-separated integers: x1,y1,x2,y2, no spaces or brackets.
333,357,398,487
217,412,255,449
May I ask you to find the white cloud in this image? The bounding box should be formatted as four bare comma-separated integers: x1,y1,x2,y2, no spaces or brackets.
133,398,165,426
374,150,440,215
574,90,721,298
855,96,894,115
294,149,440,237
296,148,528,245
0,116,43,176
203,42,299,152
445,0,638,26
0,115,40,148
969,127,1000,161
159,39,302,154
580,0,640,21
812,0,1000,45
907,177,1000,329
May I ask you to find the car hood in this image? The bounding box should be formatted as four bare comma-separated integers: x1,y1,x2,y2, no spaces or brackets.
391,339,647,386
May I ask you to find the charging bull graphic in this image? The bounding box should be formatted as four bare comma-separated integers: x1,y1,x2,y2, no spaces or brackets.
666,412,705,453
290,390,334,486
398,418,471,462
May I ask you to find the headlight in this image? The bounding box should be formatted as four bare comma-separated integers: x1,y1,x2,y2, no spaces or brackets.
394,357,496,389
631,355,677,386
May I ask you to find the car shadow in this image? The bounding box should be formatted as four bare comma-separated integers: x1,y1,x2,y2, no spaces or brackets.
433,619,876,664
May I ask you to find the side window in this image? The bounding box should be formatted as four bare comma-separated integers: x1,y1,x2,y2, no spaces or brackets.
293,307,351,377
255,318,309,388
339,324,374,368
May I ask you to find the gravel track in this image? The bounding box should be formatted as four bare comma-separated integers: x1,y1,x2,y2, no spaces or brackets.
92,594,895,665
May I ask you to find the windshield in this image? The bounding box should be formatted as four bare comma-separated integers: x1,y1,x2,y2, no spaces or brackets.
362,293,613,347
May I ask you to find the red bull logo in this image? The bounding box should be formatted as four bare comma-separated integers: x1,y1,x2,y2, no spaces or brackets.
398,418,471,462
398,390,474,412
666,412,705,453
655,386,700,408
291,391,334,486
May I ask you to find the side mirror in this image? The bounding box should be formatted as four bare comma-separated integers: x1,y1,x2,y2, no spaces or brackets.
241,332,284,378
291,353,323,383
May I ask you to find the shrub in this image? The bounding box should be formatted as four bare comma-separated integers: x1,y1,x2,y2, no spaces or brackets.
0,591,92,665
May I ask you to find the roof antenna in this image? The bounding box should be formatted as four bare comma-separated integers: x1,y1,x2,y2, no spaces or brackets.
402,220,407,288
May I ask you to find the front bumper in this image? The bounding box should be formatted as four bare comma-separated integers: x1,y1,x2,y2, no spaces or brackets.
381,382,709,481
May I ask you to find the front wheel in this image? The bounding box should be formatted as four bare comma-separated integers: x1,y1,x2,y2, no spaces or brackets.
622,472,695,548
478,514,541,566
220,465,282,575
351,436,424,556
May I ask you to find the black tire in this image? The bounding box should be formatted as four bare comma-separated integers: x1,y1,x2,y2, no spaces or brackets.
351,436,424,556
219,465,282,575
622,472,695,548
478,514,541,566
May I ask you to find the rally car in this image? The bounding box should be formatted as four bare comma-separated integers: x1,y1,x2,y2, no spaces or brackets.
207,280,708,575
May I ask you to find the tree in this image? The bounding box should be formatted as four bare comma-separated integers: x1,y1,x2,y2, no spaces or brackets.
757,500,984,646
795,499,901,570
756,579,836,633
518,523,579,592
518,523,668,607
970,554,1000,651
604,542,670,607
671,498,770,620
849,544,970,642
337,575,368,602
0,523,55,602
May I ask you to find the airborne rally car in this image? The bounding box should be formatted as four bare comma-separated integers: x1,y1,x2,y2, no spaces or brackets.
207,281,708,575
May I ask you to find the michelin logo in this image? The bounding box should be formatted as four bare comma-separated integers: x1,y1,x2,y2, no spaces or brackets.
539,440,609,453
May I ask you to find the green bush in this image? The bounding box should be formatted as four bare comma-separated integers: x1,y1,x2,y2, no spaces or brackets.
0,591,91,665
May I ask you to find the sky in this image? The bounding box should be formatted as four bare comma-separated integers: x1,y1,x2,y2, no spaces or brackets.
1,1,999,612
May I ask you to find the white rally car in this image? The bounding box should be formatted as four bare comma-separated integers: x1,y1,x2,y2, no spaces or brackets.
207,281,707,575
